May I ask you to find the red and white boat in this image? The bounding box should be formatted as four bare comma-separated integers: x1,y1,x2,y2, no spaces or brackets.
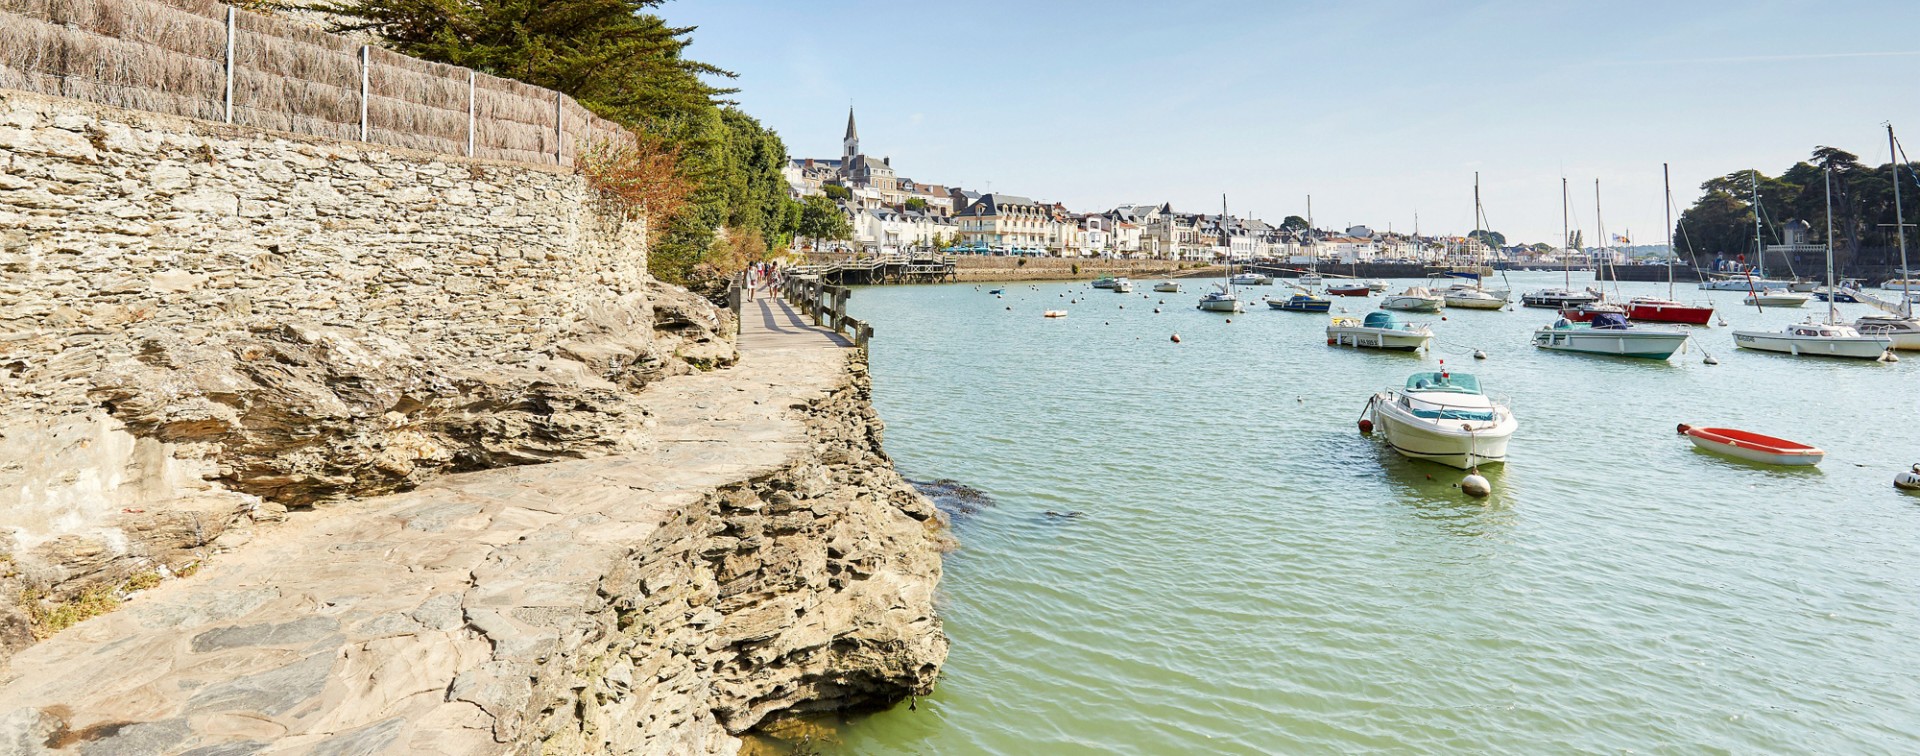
1676,424,1824,466
1626,297,1713,325
1326,282,1371,297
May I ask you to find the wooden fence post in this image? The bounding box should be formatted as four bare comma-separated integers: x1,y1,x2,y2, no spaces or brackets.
466,70,475,157
358,45,369,141
223,7,234,124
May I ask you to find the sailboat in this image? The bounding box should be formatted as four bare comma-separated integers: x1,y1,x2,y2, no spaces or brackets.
1732,166,1892,359
1522,179,1601,309
1198,194,1244,313
1626,164,1716,325
1298,194,1323,287
1855,124,1920,350
1736,170,1812,309
1444,173,1511,310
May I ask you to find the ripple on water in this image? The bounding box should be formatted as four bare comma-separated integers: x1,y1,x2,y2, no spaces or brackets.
836,275,1920,754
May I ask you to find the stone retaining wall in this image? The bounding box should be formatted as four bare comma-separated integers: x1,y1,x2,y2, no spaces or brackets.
0,88,731,658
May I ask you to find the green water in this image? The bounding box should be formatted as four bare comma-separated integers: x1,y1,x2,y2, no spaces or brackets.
831,271,1920,754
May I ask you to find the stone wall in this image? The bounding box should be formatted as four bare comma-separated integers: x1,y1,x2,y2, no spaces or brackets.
0,88,732,649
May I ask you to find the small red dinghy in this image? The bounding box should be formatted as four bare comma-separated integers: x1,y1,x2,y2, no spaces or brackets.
1327,283,1371,297
1677,424,1824,466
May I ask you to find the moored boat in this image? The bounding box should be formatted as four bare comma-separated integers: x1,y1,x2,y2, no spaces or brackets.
1521,288,1600,309
1532,312,1691,359
1733,320,1891,359
1152,281,1182,293
1327,311,1432,351
1677,424,1824,466
1366,279,1389,292
1111,278,1133,293
1197,283,1242,312
1297,272,1322,287
1269,291,1331,312
1557,300,1624,322
1230,272,1270,286
1326,281,1371,297
1853,314,1920,350
1381,286,1443,312
1742,289,1811,307
1443,287,1507,310
1701,273,1792,291
1367,370,1517,469
1626,297,1713,324
1091,276,1119,289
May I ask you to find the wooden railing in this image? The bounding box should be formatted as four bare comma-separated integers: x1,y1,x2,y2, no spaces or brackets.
781,275,873,349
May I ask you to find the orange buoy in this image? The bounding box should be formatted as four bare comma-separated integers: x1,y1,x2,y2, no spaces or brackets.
1357,418,1373,434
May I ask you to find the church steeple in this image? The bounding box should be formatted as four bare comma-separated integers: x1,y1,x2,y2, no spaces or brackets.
842,107,859,162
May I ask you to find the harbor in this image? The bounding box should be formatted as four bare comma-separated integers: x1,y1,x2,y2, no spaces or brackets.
810,270,1920,753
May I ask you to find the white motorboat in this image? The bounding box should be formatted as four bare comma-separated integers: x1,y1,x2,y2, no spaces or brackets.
1519,288,1597,309
1091,276,1119,289
1229,272,1271,286
1366,279,1389,292
1152,281,1182,293
1297,272,1322,287
1380,286,1444,312
1197,282,1242,312
1443,287,1507,310
1532,312,1691,360
1742,290,1810,307
1112,278,1133,293
1327,311,1433,351
1367,370,1517,469
1882,278,1920,291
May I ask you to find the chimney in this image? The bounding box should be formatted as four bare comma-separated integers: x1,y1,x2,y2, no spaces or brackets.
883,156,891,166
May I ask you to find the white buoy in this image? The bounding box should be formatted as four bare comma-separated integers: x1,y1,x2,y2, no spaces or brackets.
1884,351,1901,363
1473,349,1487,360
1897,464,1920,491
1461,473,1491,497
1703,354,1719,365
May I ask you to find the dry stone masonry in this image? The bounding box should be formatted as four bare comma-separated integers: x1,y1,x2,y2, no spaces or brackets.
0,85,946,752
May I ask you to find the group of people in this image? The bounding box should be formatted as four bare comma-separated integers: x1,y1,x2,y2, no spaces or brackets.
742,261,784,301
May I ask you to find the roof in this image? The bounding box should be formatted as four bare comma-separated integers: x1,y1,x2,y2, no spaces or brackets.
845,107,858,141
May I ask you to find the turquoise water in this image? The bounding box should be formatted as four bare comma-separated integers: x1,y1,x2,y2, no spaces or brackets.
834,271,1920,753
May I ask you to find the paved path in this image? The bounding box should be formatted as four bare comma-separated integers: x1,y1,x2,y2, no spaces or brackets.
0,299,854,754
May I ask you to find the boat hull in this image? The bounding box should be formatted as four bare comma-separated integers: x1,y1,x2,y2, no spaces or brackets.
1370,393,1514,469
1152,283,1181,293
1701,278,1791,291
1742,293,1810,307
1626,302,1713,324
1380,296,1443,313
1328,326,1431,351
1680,426,1824,466
1532,328,1690,359
1197,299,1243,313
1327,285,1371,297
1855,318,1920,350
1270,299,1331,312
1444,294,1506,310
1521,292,1599,308
1731,330,1891,359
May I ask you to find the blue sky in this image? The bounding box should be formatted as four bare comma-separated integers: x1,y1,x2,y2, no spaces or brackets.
667,0,1920,245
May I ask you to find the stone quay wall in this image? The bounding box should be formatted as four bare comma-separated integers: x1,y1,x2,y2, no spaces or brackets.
0,87,733,660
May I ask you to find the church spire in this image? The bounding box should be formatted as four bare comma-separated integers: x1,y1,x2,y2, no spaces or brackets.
842,107,859,161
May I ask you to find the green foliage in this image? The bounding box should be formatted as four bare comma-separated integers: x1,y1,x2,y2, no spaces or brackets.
1467,229,1506,248
1280,215,1310,232
822,184,852,201
1678,146,1920,263
904,197,928,212
796,195,852,243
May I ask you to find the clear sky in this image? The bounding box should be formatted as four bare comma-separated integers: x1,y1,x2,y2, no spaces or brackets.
666,0,1920,245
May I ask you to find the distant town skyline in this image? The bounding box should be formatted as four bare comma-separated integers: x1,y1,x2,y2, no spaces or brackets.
672,0,1920,245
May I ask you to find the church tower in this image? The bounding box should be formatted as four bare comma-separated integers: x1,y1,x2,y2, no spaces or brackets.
842,107,859,162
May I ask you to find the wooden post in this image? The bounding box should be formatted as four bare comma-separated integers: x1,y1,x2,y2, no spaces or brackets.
223,7,234,124
466,70,476,157
358,46,369,141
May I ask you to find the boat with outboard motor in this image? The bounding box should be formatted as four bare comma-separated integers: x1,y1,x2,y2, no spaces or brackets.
1366,369,1516,469
1532,312,1692,359
1327,311,1433,351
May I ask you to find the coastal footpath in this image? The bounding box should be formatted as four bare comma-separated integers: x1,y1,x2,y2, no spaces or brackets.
0,88,945,752
951,256,1220,283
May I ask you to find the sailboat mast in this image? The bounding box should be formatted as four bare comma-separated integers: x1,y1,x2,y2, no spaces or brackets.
1473,172,1482,272
1222,193,1233,293
1824,166,1836,324
1663,163,1675,300
1561,178,1571,289
1595,179,1606,291
1750,170,1765,279
1893,124,1911,316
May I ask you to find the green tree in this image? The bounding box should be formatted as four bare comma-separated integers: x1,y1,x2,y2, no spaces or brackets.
822,184,852,201
904,197,928,212
796,195,851,246
1280,215,1310,232
1467,229,1506,248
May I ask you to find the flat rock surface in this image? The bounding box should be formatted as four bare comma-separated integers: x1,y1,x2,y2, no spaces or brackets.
0,298,851,755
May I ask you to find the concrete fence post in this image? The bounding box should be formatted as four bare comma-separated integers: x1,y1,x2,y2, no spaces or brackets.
222,7,234,124
358,45,369,141
466,70,476,157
